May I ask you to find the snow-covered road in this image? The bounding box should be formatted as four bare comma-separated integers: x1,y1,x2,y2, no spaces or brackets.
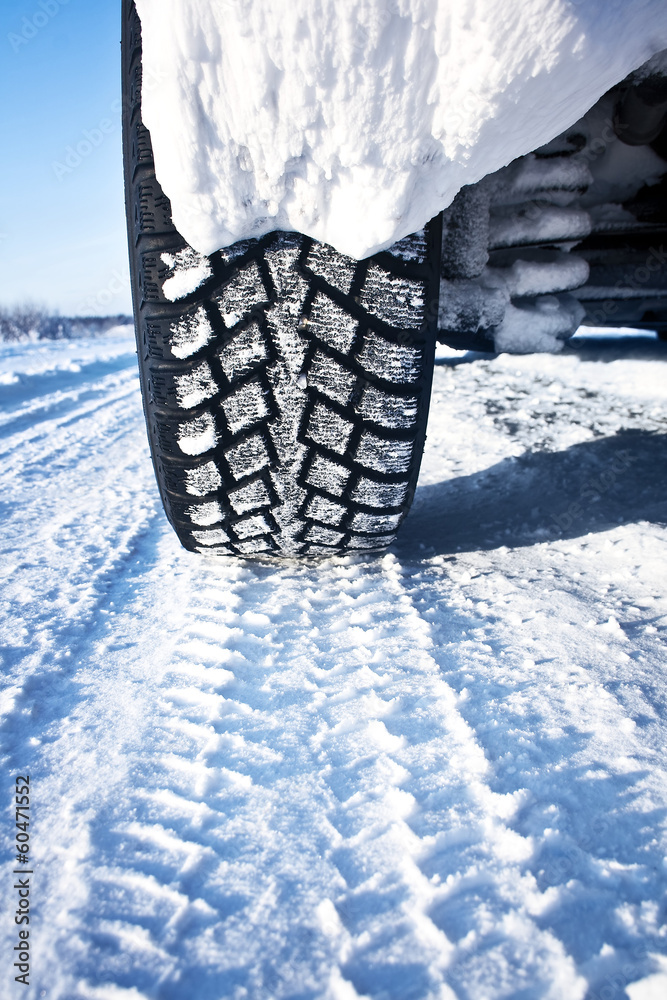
1,329,666,1000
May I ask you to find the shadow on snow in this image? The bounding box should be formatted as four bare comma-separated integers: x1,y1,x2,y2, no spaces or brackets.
399,429,667,557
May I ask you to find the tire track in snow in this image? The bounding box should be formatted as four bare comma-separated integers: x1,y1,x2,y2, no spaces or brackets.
2,335,667,1000
0,349,137,408
0,348,162,743
393,545,667,1000
326,555,584,1000
36,550,584,999
0,369,140,469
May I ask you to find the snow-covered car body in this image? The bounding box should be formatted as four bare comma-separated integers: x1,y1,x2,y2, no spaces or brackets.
135,0,667,260
133,0,667,353
123,1,667,557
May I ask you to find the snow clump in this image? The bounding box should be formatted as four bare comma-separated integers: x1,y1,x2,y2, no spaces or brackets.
136,0,667,259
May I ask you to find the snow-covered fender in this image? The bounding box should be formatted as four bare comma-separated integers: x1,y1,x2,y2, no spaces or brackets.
134,0,667,261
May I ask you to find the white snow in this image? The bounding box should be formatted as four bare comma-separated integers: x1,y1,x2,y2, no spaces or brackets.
439,254,592,354
135,0,667,259
627,972,667,1000
489,205,592,250
1,328,667,997
177,411,218,455
170,306,214,359
493,295,586,354
503,258,590,299
174,361,217,408
160,248,212,301
185,459,222,495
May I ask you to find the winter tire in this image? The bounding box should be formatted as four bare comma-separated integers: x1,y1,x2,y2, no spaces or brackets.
122,0,441,557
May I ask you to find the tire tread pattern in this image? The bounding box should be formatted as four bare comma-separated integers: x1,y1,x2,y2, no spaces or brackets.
122,0,441,557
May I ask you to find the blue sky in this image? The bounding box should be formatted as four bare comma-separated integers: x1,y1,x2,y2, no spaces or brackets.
0,0,132,315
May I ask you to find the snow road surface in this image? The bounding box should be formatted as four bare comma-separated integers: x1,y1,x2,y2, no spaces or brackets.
1,329,667,999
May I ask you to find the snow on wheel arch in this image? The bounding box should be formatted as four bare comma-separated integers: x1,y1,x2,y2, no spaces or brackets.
135,0,667,260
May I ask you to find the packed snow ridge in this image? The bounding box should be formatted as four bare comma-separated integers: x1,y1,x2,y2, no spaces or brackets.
136,0,667,259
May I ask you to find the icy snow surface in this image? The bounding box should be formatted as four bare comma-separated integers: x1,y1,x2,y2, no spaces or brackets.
135,0,667,259
1,328,667,997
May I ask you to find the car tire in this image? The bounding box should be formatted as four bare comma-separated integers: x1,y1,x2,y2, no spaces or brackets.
122,0,441,557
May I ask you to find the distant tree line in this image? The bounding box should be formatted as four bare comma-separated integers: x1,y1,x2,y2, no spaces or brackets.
0,306,132,342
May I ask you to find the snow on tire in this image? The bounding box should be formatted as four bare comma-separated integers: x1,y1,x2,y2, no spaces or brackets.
122,0,441,557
